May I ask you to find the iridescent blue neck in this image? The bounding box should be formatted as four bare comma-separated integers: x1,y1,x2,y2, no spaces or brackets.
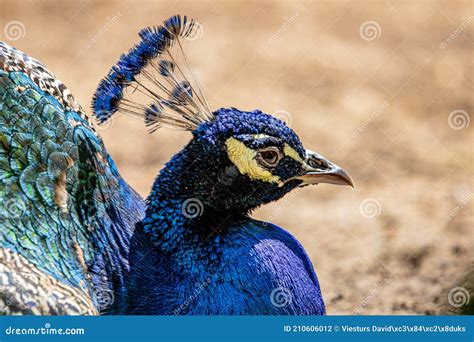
141,142,239,271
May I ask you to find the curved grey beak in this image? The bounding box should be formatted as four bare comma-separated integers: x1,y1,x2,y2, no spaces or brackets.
288,149,354,188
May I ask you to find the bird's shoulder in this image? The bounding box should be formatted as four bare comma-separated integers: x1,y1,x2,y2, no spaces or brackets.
224,219,320,285
207,219,326,314
121,218,326,314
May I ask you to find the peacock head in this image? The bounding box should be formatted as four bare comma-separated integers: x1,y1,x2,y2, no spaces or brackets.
92,15,353,213
175,107,353,212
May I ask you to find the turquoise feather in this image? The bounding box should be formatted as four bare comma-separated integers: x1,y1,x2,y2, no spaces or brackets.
0,42,145,314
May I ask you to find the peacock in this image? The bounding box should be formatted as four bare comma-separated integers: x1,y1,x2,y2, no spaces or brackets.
0,15,353,315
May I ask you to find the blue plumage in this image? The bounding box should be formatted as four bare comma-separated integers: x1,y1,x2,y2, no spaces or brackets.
1,15,353,315
118,108,329,314
124,220,325,315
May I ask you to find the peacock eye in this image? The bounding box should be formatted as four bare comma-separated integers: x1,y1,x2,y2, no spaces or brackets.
256,147,282,168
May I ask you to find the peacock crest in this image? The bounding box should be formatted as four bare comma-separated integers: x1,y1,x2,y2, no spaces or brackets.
92,15,213,132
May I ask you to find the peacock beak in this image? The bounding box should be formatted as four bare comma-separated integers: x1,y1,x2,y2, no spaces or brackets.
289,149,354,188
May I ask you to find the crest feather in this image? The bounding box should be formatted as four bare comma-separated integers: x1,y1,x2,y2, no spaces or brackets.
92,15,212,132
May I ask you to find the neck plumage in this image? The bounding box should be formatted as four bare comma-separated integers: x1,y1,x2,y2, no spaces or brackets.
141,143,240,270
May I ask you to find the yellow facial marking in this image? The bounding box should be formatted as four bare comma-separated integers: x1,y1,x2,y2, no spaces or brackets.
251,134,304,162
225,137,281,184
283,144,304,163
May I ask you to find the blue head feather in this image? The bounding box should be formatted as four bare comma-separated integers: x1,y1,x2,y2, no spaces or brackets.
195,108,304,154
92,15,204,125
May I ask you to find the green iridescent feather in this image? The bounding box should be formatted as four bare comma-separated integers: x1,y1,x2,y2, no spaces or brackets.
0,43,144,314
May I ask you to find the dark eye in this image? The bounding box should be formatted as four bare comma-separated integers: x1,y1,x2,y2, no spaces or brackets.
256,147,282,168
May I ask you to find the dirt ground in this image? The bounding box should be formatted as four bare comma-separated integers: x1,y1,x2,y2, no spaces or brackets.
1,0,472,314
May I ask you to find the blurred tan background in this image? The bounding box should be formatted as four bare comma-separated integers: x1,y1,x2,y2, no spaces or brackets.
1,0,472,314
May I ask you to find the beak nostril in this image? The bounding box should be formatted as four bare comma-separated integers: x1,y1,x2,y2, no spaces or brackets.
307,156,329,170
